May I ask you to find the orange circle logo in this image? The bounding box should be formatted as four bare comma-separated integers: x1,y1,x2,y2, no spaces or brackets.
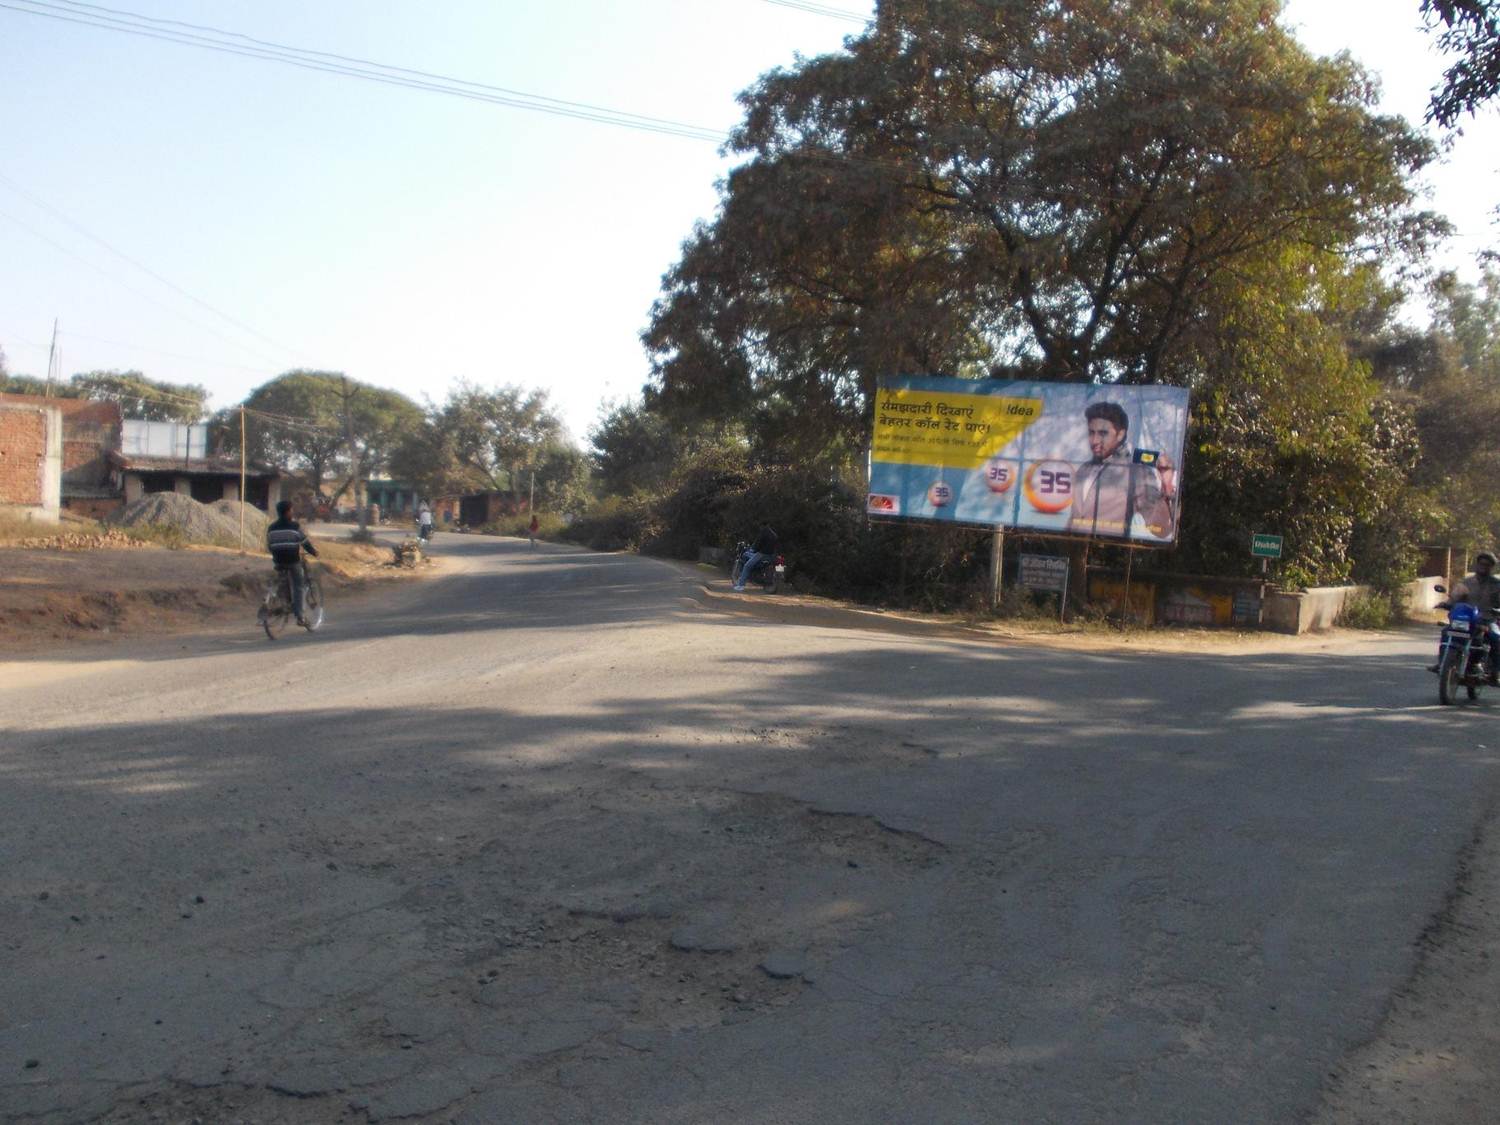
983,458,1016,493
1024,461,1074,513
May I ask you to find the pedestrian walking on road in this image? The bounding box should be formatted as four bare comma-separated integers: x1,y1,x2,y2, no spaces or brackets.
528,513,540,549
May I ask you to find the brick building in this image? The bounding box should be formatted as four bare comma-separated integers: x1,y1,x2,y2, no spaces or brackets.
0,400,63,521
0,395,284,517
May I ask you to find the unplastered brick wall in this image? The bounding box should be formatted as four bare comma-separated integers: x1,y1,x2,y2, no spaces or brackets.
0,406,47,505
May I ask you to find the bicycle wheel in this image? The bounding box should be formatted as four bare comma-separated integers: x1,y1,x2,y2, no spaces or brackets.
261,584,291,641
302,575,325,632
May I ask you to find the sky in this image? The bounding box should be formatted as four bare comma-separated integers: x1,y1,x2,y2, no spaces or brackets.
1,0,1495,443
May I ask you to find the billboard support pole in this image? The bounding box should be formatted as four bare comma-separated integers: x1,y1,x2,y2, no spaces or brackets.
1122,546,1135,629
989,529,1005,609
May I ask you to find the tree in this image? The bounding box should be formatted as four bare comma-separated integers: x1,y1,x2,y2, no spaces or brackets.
431,382,569,503
1423,0,1500,126
0,373,78,397
233,371,422,500
590,399,748,496
69,370,209,422
645,0,1440,460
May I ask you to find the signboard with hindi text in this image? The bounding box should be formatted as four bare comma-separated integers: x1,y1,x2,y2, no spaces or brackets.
867,376,1190,545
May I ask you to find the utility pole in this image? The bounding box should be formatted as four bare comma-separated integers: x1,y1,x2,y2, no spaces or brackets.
989,528,1005,609
341,376,366,535
44,319,58,398
239,406,247,555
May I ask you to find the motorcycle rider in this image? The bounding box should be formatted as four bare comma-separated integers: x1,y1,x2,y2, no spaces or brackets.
1435,550,1500,682
732,524,779,592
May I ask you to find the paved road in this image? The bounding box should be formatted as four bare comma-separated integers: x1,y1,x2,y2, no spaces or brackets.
2,533,1496,1123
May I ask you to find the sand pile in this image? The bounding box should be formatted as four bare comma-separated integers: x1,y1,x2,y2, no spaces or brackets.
112,493,242,544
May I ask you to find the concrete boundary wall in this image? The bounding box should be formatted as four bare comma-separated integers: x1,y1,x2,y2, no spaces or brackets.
1263,577,1443,634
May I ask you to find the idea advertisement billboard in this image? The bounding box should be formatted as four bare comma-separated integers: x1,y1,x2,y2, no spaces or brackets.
866,376,1189,545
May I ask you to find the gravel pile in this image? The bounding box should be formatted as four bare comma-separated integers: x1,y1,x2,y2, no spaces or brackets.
112,493,242,544
211,499,271,540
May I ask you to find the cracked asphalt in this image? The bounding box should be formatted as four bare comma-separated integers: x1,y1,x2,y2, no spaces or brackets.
2,532,1498,1123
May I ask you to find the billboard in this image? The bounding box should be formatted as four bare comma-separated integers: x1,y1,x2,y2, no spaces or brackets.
867,376,1189,545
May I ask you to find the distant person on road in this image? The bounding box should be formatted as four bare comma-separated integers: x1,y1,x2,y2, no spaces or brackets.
266,499,319,627
528,513,540,549
732,524,778,592
417,503,433,542
1068,401,1177,541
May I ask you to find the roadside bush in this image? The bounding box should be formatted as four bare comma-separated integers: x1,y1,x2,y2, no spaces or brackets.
993,584,1060,621
1336,591,1396,629
561,494,660,552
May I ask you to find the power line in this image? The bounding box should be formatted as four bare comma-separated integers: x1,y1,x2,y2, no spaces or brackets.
759,0,872,24
0,170,299,359
3,0,729,143
57,330,277,374
0,206,293,368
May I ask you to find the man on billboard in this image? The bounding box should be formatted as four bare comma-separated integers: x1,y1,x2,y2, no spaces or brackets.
1069,401,1178,541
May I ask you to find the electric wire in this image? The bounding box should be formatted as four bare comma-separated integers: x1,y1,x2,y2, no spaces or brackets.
759,0,872,24
0,171,299,358
3,0,728,142
57,330,276,375
3,0,1417,220
0,207,295,368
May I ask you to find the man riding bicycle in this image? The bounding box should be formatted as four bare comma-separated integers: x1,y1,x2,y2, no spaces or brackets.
266,499,320,628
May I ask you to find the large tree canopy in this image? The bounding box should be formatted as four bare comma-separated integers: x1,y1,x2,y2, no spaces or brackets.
392,382,585,510
233,371,422,498
645,0,1440,458
70,370,210,422
0,369,208,421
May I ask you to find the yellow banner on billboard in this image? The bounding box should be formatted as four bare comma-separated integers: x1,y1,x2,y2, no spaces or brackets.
872,387,1044,468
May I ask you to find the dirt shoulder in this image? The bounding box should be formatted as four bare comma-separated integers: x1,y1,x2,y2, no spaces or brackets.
657,557,1399,655
0,537,432,651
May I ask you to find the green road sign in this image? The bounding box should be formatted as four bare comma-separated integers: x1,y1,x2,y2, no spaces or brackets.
1251,533,1283,559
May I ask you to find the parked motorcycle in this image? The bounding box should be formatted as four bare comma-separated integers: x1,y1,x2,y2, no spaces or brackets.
1432,588,1498,704
729,541,787,593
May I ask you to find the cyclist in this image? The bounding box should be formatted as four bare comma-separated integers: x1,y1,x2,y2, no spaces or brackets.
266,499,320,627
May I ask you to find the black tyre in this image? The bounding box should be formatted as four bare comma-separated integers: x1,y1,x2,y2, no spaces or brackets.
261,589,291,641
1439,649,1462,705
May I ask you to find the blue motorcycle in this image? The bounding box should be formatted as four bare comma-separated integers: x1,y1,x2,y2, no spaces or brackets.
1433,598,1497,705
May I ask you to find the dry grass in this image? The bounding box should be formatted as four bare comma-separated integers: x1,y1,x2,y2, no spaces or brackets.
0,509,100,544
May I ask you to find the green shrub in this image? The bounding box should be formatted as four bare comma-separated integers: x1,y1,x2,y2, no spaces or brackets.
1336,590,1395,629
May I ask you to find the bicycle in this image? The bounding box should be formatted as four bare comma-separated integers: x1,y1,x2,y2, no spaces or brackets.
257,564,324,640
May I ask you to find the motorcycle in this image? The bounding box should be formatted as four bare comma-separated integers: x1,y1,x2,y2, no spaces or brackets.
1432,590,1498,704
729,541,787,593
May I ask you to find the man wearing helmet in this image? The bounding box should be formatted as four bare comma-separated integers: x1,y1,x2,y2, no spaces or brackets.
1442,550,1500,683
